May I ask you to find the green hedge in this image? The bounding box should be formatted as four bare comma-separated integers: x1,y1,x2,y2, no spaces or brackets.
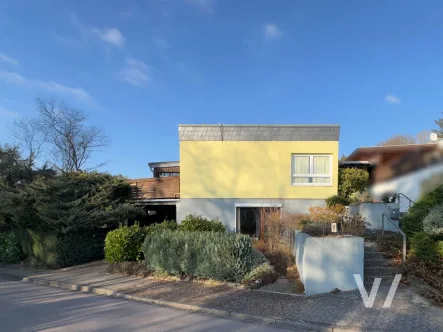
0,230,25,263
142,230,252,281
146,221,178,234
401,185,443,238
325,195,350,207
105,224,147,263
179,214,225,232
410,232,439,262
21,229,107,268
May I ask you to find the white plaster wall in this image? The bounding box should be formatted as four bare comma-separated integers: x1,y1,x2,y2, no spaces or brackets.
348,203,400,232
370,162,443,212
294,231,364,296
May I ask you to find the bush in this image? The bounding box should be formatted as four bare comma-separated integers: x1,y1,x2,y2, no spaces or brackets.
0,230,25,263
142,230,252,282
437,241,443,259
241,263,278,288
342,213,368,236
179,214,226,232
376,233,404,260
21,229,106,268
325,195,350,207
422,204,443,236
401,185,443,238
338,168,369,199
410,232,439,262
250,247,267,266
349,190,373,203
308,204,345,223
105,223,146,263
107,260,150,277
145,220,178,234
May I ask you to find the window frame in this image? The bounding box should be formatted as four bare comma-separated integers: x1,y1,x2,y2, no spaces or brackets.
291,154,333,186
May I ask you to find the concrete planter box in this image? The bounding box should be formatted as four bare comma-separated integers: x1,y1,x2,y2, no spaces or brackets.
293,231,364,296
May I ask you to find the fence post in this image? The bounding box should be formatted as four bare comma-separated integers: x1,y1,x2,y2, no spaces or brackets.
381,214,385,236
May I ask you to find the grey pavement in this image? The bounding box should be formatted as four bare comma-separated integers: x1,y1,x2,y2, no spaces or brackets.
0,276,299,332
1,262,443,331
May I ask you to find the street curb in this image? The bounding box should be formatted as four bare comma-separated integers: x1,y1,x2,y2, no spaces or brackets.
14,275,365,332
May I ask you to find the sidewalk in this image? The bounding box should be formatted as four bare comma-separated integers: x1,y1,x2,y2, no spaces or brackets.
1,261,442,332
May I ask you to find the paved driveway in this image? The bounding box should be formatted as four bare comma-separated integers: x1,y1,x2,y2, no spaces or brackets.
0,276,299,332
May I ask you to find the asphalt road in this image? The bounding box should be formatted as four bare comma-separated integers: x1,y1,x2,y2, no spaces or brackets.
0,275,298,332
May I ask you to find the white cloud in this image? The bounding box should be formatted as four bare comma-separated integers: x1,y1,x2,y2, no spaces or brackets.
60,14,125,49
0,53,19,66
263,23,283,39
0,71,94,104
185,0,216,13
385,95,400,104
92,27,125,48
120,58,152,85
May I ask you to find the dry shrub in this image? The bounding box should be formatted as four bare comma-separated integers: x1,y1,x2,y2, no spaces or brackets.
254,208,297,275
305,204,367,237
376,233,404,260
407,257,443,304
342,213,368,236
308,204,345,223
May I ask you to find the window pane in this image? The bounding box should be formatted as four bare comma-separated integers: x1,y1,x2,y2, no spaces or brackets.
293,176,310,183
294,156,310,175
313,156,330,175
312,177,331,184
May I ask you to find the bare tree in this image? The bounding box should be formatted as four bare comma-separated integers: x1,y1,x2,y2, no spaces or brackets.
377,135,416,146
36,97,110,172
416,130,432,144
11,117,46,168
377,131,432,146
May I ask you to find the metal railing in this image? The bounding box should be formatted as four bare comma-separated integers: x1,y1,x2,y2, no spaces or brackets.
382,213,407,263
397,193,414,210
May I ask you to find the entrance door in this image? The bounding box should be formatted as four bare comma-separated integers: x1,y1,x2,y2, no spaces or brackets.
236,206,282,239
237,207,260,237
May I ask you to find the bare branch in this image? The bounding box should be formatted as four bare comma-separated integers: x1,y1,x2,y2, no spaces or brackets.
11,117,47,167
35,97,110,172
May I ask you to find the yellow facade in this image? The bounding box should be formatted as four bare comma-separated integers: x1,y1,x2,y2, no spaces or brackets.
180,141,339,199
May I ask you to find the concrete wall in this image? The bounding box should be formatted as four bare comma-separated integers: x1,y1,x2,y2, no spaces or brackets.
348,202,400,232
293,231,364,296
177,198,324,232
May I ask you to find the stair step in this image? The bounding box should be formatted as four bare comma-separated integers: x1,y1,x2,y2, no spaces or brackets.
364,259,392,267
364,243,378,253
364,252,385,259
365,266,401,275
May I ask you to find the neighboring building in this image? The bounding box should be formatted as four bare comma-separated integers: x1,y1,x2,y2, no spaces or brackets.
130,124,340,234
129,161,180,223
343,141,443,211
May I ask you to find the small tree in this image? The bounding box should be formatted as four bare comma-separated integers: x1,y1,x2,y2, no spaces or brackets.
11,117,46,168
36,97,110,172
338,168,369,199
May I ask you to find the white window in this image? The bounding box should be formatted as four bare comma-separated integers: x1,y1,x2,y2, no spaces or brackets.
292,154,332,186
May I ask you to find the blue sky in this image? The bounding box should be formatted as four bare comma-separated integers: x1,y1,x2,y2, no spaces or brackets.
1,0,442,178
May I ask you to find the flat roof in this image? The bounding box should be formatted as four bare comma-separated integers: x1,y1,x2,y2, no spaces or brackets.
178,124,340,142
148,161,179,168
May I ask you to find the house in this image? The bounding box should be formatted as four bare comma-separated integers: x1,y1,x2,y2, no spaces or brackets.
130,124,340,234
343,140,443,211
